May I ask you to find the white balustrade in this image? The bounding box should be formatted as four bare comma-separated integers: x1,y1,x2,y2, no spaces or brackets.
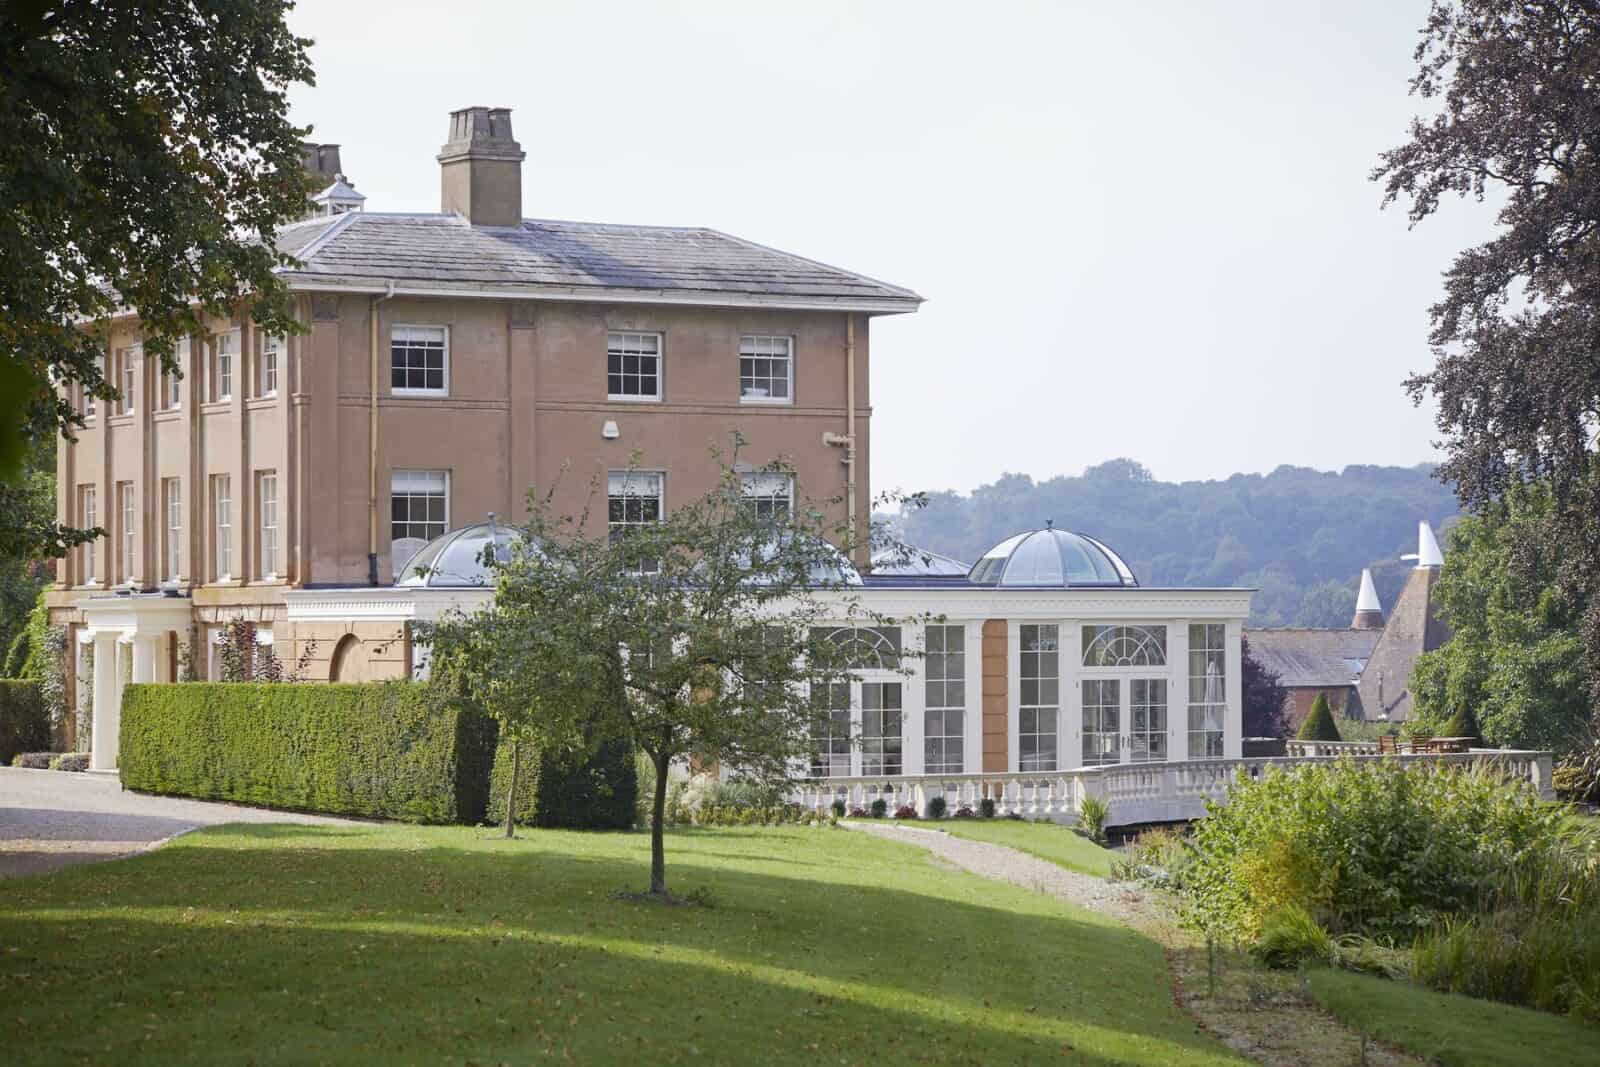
791,747,1556,827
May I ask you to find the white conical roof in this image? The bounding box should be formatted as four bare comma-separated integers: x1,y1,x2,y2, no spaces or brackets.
1356,568,1381,611
1417,520,1444,568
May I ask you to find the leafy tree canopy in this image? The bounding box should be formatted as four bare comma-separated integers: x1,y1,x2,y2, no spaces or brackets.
1375,0,1600,708
888,460,1458,626
0,0,314,555
1241,635,1288,739
1409,482,1591,752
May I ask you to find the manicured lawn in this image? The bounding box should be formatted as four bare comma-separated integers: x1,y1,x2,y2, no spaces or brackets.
1306,968,1600,1067
0,823,1237,1065
934,818,1116,877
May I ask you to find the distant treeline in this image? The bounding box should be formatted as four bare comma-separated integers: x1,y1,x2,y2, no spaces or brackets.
886,459,1460,627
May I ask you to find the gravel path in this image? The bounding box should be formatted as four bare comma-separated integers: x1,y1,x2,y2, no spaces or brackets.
845,821,1163,927
0,767,362,880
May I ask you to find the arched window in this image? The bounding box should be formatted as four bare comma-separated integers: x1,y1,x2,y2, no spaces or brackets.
812,625,901,670
1081,625,1167,668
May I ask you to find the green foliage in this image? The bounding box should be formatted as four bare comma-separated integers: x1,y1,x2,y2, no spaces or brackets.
1251,904,1333,970
1240,635,1288,739
1077,795,1109,843
870,798,888,819
0,680,48,764
533,738,637,831
48,752,89,772
0,0,314,494
5,591,68,734
119,682,497,823
978,796,996,819
926,795,948,819
830,798,847,818
1295,693,1341,741
12,751,55,769
486,738,541,828
1112,826,1195,889
1441,704,1481,743
893,462,1458,626
1183,760,1566,943
1409,484,1591,753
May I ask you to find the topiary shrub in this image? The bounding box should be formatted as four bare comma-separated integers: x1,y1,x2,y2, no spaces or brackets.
926,795,948,819
0,681,48,765
1440,704,1481,743
533,737,637,830
120,681,496,823
978,796,996,819
830,798,846,818
1296,693,1342,742
869,798,888,819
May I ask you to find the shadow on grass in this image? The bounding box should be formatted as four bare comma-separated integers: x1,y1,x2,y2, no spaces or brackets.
0,824,1240,1066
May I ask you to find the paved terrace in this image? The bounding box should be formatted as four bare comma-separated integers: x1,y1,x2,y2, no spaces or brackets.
0,768,360,880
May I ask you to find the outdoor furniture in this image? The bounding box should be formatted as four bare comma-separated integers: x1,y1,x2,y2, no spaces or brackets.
1378,734,1398,755
1432,737,1471,754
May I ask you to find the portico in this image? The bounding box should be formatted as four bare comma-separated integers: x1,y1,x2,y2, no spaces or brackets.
76,595,192,771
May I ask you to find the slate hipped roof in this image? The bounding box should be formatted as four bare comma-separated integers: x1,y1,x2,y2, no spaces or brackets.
1245,628,1381,689
272,212,923,312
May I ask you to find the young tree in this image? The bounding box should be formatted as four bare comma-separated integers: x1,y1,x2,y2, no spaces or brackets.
1408,483,1590,752
1240,636,1289,739
1297,693,1342,743
0,0,313,517
485,455,880,897
1375,1,1600,712
420,526,609,840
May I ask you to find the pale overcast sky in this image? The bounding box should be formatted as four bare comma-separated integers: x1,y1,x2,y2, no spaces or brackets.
286,0,1495,497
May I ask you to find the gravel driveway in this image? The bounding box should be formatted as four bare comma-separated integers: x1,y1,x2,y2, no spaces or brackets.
0,767,360,880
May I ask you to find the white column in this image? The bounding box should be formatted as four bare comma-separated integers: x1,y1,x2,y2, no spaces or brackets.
1169,623,1190,762
1225,619,1244,759
903,630,925,777
132,633,156,683
90,632,117,770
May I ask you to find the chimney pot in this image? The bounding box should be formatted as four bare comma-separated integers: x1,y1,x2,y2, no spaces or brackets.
438,106,525,227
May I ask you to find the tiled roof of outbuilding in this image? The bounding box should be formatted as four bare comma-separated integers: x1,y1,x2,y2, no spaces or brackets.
274,213,922,311
1245,628,1382,689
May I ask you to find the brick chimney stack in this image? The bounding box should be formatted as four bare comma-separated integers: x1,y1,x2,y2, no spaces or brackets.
438,107,525,227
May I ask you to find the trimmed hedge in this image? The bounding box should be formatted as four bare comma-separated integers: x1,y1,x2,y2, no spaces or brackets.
533,737,636,829
120,682,497,824
0,681,49,765
1297,692,1342,742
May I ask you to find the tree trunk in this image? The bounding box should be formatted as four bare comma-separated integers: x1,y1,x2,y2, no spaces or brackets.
503,737,520,840
650,749,669,894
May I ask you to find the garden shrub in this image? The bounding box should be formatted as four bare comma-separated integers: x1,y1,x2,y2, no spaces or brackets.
830,798,846,819
48,752,89,772
120,681,497,823
925,795,947,819
1441,704,1481,743
533,737,637,830
1295,693,1341,741
847,806,868,818
1251,904,1333,969
893,803,918,819
978,796,996,819
486,737,541,827
953,805,976,819
1112,826,1194,889
869,798,888,819
1184,759,1565,942
1077,794,1109,843
12,751,55,769
0,681,48,765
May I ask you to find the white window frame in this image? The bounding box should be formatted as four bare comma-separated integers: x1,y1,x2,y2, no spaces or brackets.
739,471,793,520
1019,623,1060,772
738,335,793,404
81,485,98,584
164,478,182,581
118,481,136,586
1188,623,1227,760
213,330,238,403
116,345,138,415
606,332,663,402
859,681,904,776
607,470,664,573
390,325,450,397
260,334,282,398
257,471,279,578
924,623,966,775
161,338,186,411
390,469,450,549
212,474,233,581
